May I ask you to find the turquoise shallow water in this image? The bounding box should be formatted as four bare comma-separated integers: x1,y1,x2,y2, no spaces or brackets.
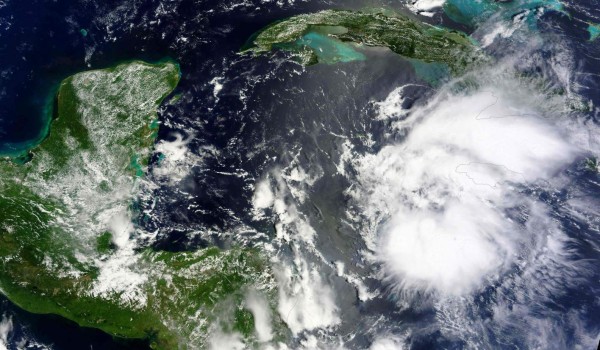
443,0,498,26
0,84,57,160
408,59,450,86
296,32,366,64
292,31,450,85
444,0,565,26
2,0,600,348
588,23,600,40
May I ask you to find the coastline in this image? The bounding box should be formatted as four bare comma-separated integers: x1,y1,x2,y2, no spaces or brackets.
0,57,180,162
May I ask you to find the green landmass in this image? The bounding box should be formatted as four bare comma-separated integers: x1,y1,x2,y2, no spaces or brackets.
243,9,482,73
0,61,279,348
585,157,599,172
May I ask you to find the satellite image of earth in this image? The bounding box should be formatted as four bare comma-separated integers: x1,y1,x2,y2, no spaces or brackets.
0,0,599,349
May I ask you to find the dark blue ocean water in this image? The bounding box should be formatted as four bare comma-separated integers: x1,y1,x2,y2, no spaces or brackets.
0,1,385,347
0,0,408,156
1,0,600,349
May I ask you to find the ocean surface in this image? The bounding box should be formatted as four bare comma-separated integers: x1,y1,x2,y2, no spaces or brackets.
1,0,600,348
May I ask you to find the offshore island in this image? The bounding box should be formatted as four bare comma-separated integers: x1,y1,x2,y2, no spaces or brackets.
0,8,481,349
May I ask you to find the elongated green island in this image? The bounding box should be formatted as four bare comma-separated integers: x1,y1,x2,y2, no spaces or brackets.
244,9,482,73
0,61,278,348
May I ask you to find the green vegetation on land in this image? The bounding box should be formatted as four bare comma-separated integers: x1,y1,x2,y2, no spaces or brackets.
244,9,482,73
0,61,278,348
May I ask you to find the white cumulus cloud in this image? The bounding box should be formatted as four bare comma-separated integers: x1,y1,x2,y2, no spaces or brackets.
354,81,579,296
